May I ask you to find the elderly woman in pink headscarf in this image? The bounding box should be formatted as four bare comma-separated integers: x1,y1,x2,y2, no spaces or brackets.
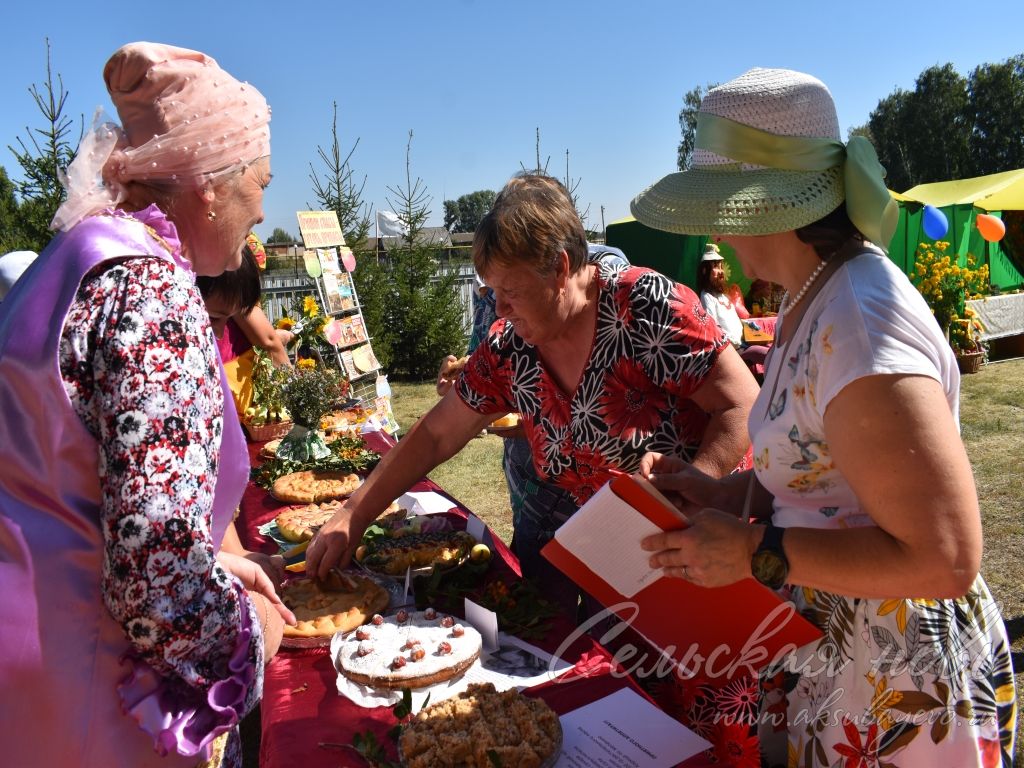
0,43,294,767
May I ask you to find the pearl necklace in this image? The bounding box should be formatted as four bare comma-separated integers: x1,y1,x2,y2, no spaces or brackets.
780,259,828,315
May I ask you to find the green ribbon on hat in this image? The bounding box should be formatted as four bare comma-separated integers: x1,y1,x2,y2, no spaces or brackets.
695,112,899,248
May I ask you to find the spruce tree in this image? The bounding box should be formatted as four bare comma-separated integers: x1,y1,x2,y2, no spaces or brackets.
308,102,373,249
7,39,81,252
376,131,466,379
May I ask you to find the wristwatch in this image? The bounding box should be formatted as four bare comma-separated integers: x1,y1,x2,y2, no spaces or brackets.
751,524,789,590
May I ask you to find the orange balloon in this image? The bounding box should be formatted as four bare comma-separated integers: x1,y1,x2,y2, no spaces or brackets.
976,213,1006,242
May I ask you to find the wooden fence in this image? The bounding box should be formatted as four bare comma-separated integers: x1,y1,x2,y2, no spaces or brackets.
261,260,477,341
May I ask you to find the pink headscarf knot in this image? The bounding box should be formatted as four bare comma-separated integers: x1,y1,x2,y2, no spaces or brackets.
52,42,270,232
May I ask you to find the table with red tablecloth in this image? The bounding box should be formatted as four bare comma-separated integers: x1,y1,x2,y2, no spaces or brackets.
236,431,714,768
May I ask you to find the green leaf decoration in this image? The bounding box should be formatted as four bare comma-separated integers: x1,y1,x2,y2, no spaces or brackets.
392,698,410,721
280,365,347,429
252,435,380,489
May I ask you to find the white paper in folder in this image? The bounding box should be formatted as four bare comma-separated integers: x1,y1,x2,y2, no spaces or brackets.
552,482,664,598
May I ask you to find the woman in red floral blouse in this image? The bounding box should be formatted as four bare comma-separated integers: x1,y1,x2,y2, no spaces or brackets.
307,173,758,612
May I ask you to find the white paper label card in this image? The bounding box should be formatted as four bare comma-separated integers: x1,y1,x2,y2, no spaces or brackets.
465,513,486,543
556,687,710,767
397,491,455,516
464,598,499,652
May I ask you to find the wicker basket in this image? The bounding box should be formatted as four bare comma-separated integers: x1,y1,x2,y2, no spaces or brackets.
241,419,294,442
955,351,984,375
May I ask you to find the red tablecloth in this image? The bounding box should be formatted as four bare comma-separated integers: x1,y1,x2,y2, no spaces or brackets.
237,432,714,768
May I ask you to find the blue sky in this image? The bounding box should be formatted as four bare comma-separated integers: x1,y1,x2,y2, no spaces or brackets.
2,0,1022,242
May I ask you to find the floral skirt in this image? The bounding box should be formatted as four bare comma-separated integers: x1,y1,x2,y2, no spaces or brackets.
635,576,1016,767
757,576,1016,767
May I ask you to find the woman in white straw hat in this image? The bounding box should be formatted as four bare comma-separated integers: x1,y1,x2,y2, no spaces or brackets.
632,68,1015,766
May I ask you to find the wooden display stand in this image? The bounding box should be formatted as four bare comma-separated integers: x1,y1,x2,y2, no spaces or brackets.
296,211,381,406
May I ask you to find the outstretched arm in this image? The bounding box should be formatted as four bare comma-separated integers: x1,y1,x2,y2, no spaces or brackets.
236,304,291,367
305,390,493,578
687,344,759,477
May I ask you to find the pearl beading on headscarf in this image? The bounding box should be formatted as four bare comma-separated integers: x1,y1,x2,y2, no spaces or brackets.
51,43,271,232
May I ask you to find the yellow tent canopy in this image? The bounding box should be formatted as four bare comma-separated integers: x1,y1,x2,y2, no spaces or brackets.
900,168,1024,211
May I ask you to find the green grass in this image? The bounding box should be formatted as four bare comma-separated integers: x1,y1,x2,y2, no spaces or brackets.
389,382,513,544
391,359,1024,759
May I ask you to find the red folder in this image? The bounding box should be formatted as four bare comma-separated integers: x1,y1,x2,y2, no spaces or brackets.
542,474,822,683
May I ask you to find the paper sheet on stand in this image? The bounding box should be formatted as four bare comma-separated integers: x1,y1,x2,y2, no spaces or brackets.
556,687,710,767
398,490,455,516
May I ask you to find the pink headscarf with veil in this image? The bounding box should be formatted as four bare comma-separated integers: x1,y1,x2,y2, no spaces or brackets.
52,41,271,232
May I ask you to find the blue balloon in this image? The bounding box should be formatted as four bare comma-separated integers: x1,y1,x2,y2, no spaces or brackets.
922,204,949,240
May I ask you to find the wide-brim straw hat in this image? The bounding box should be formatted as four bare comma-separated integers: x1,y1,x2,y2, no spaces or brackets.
632,68,847,237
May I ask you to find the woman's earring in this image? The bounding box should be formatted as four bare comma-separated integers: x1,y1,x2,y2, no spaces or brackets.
207,210,217,222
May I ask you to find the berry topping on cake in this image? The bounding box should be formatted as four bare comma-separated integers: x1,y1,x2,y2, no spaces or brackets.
338,611,482,690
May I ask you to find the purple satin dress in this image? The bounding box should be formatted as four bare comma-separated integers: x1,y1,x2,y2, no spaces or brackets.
0,207,252,766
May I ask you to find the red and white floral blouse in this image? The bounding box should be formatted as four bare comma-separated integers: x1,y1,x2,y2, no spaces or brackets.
58,256,261,717
458,263,739,505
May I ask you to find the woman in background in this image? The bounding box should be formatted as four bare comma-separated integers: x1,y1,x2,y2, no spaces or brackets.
696,242,745,347
199,233,293,417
